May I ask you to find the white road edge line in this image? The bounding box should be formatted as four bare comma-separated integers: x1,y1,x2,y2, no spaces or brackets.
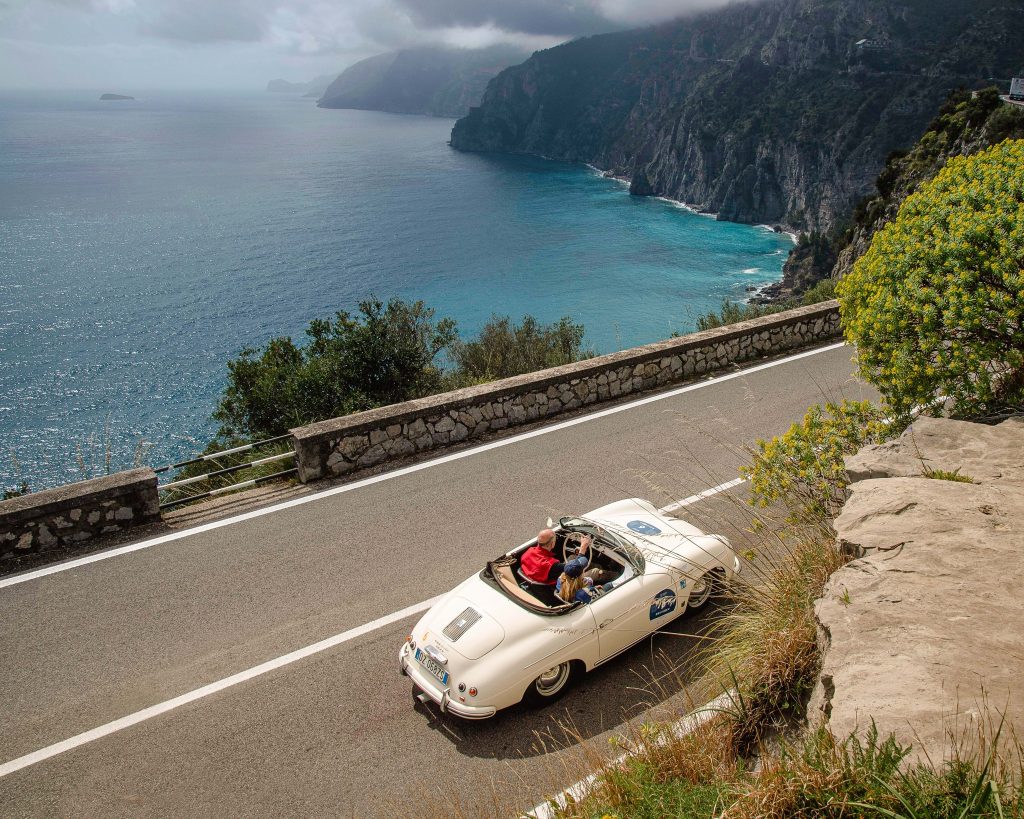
0,341,845,590
0,475,751,780
0,594,443,780
526,690,738,819
658,476,745,514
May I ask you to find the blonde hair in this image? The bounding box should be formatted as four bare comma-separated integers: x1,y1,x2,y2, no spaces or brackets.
558,573,587,603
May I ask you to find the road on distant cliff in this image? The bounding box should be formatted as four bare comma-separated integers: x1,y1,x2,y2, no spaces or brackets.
0,343,872,818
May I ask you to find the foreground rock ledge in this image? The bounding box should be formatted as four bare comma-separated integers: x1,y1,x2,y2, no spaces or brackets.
810,416,1024,764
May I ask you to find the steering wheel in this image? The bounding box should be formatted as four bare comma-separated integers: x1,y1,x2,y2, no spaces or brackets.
561,531,593,565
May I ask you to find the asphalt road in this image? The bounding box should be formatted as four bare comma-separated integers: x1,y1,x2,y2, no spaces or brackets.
0,342,873,817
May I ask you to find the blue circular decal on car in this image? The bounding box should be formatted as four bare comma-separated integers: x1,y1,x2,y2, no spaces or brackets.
627,520,661,536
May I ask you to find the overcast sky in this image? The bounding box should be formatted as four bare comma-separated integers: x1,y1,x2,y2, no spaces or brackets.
0,0,741,90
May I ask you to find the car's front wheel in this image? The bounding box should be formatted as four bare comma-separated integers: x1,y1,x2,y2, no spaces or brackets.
523,661,577,706
685,570,720,611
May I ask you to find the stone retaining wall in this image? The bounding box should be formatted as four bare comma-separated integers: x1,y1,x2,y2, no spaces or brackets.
0,469,160,563
291,300,841,482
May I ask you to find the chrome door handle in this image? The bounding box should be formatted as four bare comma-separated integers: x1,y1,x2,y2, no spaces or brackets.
599,619,613,629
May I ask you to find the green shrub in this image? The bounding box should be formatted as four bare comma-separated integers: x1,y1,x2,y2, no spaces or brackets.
838,140,1024,418
446,314,590,386
213,298,457,441
3,481,30,500
696,300,789,331
742,400,895,522
801,277,837,305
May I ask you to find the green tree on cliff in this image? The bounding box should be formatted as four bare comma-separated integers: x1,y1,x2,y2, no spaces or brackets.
214,298,457,441
448,315,589,385
838,140,1024,417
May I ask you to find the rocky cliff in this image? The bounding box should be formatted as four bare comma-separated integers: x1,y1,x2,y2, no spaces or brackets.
266,75,336,97
810,416,1024,763
318,45,528,118
771,86,1024,299
451,0,1024,233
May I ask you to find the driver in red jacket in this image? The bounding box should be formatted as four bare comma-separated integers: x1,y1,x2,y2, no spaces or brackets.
520,529,591,585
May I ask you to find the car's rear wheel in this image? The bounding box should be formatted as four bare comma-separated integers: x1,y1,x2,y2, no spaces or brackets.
523,661,576,706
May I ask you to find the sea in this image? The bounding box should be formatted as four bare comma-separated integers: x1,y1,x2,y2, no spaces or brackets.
0,90,794,491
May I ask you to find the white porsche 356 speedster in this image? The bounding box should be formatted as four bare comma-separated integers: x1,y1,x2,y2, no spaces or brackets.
399,498,740,719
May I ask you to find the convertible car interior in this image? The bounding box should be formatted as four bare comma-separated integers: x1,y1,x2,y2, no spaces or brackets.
483,529,630,615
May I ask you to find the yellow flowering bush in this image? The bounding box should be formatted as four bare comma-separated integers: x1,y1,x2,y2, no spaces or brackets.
743,400,893,521
838,140,1024,417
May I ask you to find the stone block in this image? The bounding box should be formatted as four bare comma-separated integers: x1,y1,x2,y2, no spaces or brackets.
114,506,133,521
357,444,387,467
369,429,389,446
386,424,403,440
339,435,368,459
16,532,32,550
390,438,416,457
406,419,427,438
432,416,455,434
414,434,434,451
451,423,469,442
87,511,101,525
38,524,56,546
69,509,82,522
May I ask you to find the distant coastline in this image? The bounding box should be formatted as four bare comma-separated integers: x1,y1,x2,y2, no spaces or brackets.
100,93,134,101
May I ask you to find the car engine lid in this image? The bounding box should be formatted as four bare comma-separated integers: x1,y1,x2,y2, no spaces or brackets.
429,595,506,660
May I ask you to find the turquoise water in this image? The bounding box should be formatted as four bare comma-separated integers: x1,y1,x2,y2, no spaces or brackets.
0,90,793,491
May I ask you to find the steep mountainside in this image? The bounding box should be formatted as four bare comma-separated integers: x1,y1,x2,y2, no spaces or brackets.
318,45,529,118
451,0,1024,232
773,87,1024,298
266,75,336,97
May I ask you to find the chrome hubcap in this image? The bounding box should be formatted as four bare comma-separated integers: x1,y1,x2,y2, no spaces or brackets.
535,663,570,695
689,574,711,605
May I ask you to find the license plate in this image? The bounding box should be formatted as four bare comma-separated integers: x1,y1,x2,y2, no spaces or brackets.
414,648,449,686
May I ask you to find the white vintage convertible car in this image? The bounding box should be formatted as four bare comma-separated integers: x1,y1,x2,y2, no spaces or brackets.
399,498,741,719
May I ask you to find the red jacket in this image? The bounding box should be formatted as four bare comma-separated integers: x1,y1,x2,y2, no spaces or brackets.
520,545,559,585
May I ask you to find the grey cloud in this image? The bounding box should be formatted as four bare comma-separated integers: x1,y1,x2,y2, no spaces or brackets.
394,0,612,36
141,0,268,43
392,0,745,37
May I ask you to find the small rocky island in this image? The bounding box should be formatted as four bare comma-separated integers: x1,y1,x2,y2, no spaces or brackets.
99,93,134,101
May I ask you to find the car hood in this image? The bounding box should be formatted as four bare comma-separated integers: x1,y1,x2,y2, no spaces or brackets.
582,497,730,560
417,592,507,660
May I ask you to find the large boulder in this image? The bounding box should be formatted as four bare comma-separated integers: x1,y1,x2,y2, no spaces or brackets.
810,417,1024,764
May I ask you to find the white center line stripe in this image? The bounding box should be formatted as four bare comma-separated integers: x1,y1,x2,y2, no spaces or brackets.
0,476,751,779
0,341,846,590
0,595,443,780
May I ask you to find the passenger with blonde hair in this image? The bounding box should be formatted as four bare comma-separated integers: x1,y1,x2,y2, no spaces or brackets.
556,560,605,604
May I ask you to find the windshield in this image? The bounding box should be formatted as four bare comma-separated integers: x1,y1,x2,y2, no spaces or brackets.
559,516,646,574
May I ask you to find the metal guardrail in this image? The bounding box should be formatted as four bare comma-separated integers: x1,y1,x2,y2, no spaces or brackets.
153,434,292,475
156,435,297,510
159,467,298,510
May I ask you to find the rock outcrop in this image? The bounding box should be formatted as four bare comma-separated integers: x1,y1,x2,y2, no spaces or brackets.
451,0,1024,234
318,45,528,118
811,416,1024,763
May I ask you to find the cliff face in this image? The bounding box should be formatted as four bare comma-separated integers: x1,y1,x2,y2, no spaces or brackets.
318,46,528,118
770,87,1024,299
451,0,1024,233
